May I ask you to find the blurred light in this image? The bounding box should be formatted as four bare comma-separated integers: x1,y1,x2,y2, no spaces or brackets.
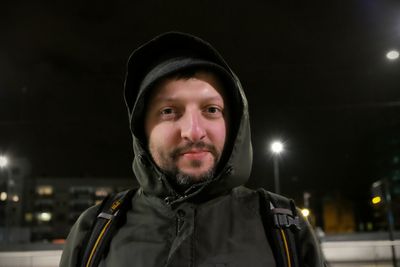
270,141,284,154
386,50,399,60
12,195,19,202
0,156,8,168
36,185,53,196
0,192,7,201
372,196,382,205
367,222,373,231
25,213,33,222
301,208,310,217
95,187,111,197
52,239,66,244
37,212,52,222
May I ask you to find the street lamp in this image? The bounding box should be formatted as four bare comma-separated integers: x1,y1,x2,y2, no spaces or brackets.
270,141,284,194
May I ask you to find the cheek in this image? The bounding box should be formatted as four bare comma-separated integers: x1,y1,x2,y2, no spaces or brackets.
210,121,227,151
147,127,168,166
148,124,177,152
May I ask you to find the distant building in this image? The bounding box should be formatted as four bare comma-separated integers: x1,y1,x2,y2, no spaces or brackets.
0,157,31,243
323,194,356,234
26,176,136,242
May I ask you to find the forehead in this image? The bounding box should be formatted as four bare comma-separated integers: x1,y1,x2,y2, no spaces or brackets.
147,71,227,104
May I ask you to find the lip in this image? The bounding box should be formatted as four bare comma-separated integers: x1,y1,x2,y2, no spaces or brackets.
181,149,209,155
180,150,210,159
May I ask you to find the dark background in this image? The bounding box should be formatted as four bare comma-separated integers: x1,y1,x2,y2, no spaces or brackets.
1,0,400,224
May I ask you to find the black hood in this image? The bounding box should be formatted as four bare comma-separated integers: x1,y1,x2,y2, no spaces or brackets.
124,32,252,204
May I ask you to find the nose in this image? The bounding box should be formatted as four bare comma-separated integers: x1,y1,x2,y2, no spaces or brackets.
180,111,206,142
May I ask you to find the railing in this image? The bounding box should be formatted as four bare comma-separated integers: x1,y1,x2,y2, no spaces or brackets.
0,250,62,267
323,240,400,266
0,239,399,267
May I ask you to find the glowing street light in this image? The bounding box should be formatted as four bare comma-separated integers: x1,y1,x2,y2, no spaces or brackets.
301,208,310,217
271,141,284,154
386,50,399,60
270,140,284,194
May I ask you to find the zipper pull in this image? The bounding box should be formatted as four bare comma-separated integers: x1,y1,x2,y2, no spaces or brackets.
164,196,177,205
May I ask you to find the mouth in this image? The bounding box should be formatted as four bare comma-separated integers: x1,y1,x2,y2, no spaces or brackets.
180,150,210,160
171,142,218,162
181,149,209,155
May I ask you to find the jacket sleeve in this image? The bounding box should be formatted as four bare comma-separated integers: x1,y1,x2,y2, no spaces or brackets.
59,205,99,267
298,211,327,267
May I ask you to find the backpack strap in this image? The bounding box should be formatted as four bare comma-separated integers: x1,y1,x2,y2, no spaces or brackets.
79,188,137,267
257,189,301,267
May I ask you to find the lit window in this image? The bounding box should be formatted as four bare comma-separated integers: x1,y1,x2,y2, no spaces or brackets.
37,212,52,222
37,185,54,196
12,195,19,202
0,156,8,168
95,187,112,197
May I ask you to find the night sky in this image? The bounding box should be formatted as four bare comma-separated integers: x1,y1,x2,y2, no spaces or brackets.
1,1,400,213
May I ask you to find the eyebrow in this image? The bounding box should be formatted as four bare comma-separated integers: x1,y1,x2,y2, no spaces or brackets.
153,95,224,103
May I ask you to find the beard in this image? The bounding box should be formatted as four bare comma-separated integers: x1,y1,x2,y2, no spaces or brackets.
167,158,217,187
151,141,220,189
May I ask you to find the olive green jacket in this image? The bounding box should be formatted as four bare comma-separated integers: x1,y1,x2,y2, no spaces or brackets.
60,187,324,267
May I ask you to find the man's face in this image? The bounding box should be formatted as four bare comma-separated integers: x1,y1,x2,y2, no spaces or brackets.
144,71,227,186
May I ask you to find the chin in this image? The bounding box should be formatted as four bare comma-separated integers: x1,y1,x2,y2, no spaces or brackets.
184,167,215,179
182,171,207,179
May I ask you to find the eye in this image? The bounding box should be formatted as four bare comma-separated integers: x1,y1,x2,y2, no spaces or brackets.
204,105,223,118
159,107,178,120
207,106,219,113
160,107,175,115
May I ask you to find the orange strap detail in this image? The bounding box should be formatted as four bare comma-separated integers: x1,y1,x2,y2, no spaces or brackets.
280,228,291,267
85,219,112,267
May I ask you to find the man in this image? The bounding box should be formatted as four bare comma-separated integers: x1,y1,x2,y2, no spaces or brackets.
60,32,325,266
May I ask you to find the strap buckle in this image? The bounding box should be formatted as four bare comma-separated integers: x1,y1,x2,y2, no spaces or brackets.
97,211,119,220
270,203,301,231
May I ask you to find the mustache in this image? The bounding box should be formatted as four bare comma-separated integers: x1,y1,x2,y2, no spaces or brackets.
170,141,218,160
